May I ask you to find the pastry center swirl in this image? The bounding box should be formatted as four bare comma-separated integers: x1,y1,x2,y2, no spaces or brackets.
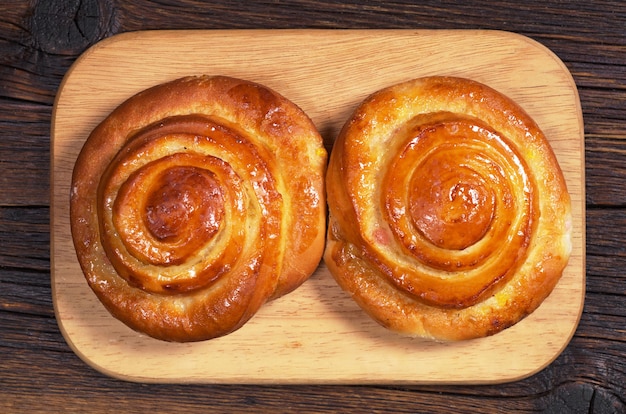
144,166,224,248
380,112,537,306
409,163,495,251
97,114,281,295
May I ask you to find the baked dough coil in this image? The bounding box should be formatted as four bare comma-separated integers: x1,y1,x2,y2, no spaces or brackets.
70,76,327,342
324,76,572,341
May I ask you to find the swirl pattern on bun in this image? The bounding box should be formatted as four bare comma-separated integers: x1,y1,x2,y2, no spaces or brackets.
70,76,327,342
324,76,571,341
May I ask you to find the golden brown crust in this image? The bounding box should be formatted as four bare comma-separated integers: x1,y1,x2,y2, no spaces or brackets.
324,76,571,341
70,75,327,342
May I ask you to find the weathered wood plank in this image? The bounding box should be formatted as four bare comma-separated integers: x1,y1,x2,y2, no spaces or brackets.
1,0,625,412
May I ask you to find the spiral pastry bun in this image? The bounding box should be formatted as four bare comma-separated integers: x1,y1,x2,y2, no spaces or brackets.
70,75,327,342
324,76,572,341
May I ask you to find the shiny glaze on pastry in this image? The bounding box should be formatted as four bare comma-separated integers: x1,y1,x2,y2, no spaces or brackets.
71,75,327,342
324,76,571,340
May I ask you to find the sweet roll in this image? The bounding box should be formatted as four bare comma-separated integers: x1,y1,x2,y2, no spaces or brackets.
324,76,572,341
70,75,327,342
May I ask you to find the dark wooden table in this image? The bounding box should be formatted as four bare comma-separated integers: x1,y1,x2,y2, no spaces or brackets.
1,1,624,412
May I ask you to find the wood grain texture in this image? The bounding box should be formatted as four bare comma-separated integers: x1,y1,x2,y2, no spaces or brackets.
1,0,625,412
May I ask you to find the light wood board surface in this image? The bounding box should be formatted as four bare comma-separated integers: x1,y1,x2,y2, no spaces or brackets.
51,30,585,384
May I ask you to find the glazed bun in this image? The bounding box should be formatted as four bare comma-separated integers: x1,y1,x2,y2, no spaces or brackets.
70,75,327,342
324,76,571,341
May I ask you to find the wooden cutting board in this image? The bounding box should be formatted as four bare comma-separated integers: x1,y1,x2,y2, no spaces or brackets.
51,30,585,384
